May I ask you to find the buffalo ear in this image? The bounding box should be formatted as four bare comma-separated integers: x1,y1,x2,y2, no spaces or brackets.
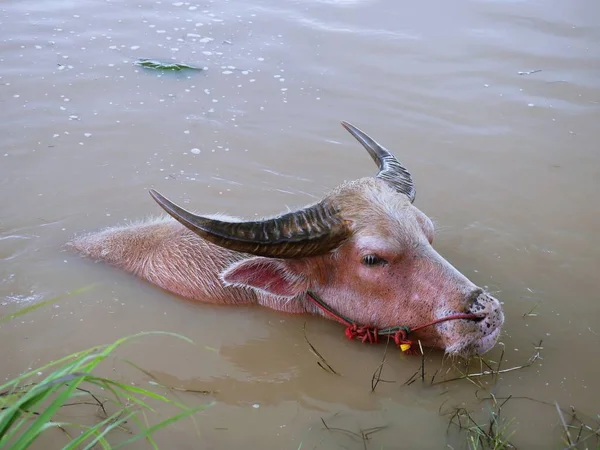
220,257,309,299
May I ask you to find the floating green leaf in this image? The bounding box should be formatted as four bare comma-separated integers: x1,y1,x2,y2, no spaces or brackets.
134,59,203,71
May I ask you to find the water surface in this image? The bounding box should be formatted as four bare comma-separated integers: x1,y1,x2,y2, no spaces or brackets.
1,0,599,448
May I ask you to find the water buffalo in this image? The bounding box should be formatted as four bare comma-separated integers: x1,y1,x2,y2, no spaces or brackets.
69,122,504,356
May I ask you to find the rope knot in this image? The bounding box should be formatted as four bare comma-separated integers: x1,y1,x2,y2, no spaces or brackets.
392,328,416,353
392,328,410,347
344,324,379,344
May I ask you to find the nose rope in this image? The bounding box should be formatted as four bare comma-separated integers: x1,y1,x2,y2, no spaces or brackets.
306,291,480,353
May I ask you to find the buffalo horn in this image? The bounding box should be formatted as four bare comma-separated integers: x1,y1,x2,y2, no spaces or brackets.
341,121,416,202
149,189,350,258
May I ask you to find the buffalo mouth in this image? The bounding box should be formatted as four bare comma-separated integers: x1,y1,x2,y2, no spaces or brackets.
437,310,504,357
463,314,486,323
440,312,486,325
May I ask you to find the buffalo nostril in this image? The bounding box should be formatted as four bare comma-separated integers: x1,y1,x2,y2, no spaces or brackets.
466,288,484,307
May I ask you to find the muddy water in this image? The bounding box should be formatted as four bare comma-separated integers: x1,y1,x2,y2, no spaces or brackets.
1,0,599,448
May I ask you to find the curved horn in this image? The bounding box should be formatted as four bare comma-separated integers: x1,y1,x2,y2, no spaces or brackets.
341,121,416,202
149,189,350,259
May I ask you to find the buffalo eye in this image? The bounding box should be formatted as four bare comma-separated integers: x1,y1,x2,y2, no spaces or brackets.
362,254,387,267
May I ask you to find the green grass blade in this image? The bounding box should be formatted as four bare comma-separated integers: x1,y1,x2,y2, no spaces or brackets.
76,331,193,374
8,375,87,450
1,332,192,393
1,375,90,447
0,285,95,324
86,377,187,409
0,298,59,324
62,411,134,450
0,381,66,442
1,331,198,450
0,348,100,393
84,378,156,413
112,405,207,449
82,413,135,450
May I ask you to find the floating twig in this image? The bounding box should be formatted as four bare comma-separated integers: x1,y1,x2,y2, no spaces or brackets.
403,370,419,387
75,386,109,417
371,337,395,392
476,392,600,436
361,425,387,439
320,417,362,440
125,359,216,396
320,417,387,450
303,323,340,375
556,401,574,447
444,402,516,449
419,340,425,382
495,344,505,384
432,340,543,386
522,302,541,318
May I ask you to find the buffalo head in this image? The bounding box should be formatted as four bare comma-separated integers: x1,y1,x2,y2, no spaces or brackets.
145,122,504,356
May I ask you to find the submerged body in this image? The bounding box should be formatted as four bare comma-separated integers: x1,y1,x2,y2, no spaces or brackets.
70,122,504,357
